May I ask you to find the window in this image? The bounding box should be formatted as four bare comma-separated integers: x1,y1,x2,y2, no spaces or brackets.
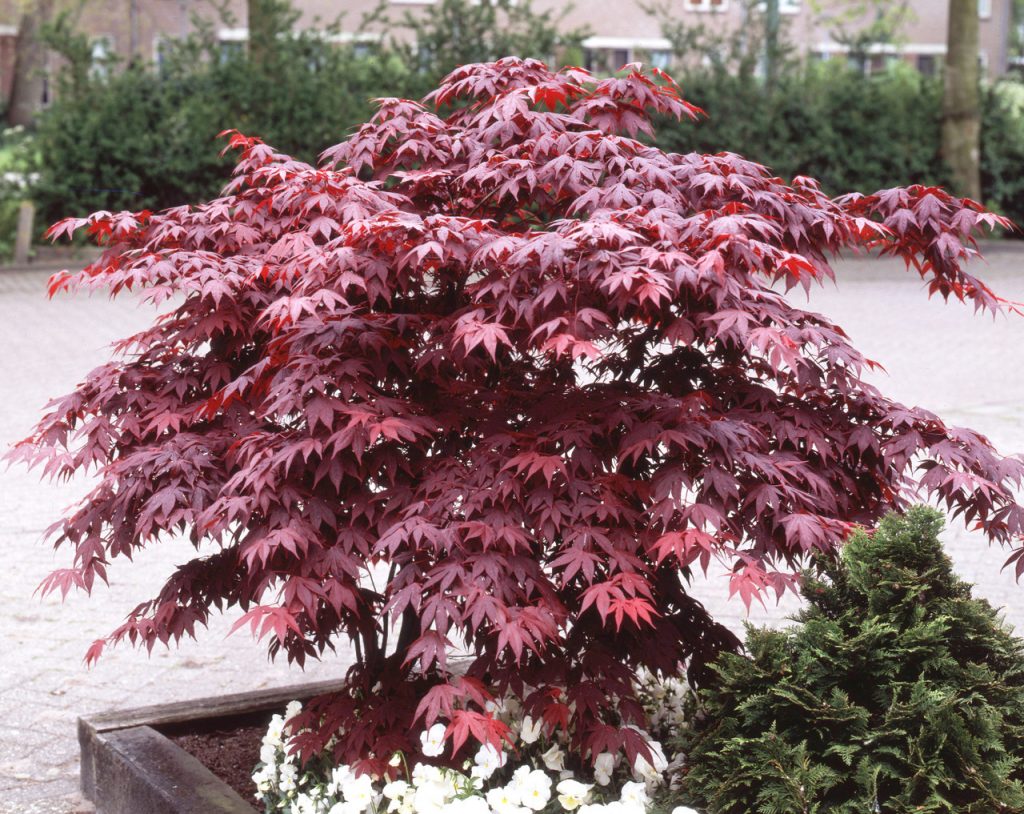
682,0,728,12
650,50,672,70
917,54,936,76
755,0,801,13
612,49,630,69
978,0,992,19
218,28,247,63
90,36,112,78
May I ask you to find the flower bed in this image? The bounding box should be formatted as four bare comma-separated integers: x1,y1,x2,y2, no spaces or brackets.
252,672,697,814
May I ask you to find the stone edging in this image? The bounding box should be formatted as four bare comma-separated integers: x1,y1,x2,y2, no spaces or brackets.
78,678,345,814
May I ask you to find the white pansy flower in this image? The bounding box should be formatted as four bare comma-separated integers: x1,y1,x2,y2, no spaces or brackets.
518,715,543,744
593,752,615,786
292,794,319,814
259,742,278,766
447,797,492,814
342,773,374,808
619,781,648,808
278,763,298,793
472,743,508,780
264,714,285,746
632,740,668,784
419,723,448,758
487,784,525,814
328,765,355,795
327,803,363,814
411,763,443,787
555,778,592,810
382,779,409,800
284,699,303,721
252,764,276,794
670,808,701,814
518,769,552,811
541,743,565,772
412,781,449,814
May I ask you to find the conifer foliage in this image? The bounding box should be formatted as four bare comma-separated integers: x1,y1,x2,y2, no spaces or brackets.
676,507,1024,813
12,59,1024,773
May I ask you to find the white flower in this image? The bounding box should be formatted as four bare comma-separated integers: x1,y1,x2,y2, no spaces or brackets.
541,744,565,772
388,753,403,768
278,763,298,793
328,803,364,814
555,779,592,810
632,741,668,784
670,808,701,814
411,763,444,787
517,769,552,811
252,764,276,794
412,781,449,814
328,765,355,796
619,781,648,809
519,715,543,744
486,784,525,814
593,753,615,786
284,699,303,721
447,797,492,814
260,742,279,766
420,723,448,758
472,743,508,780
265,714,285,746
382,779,410,800
292,794,319,814
342,773,375,809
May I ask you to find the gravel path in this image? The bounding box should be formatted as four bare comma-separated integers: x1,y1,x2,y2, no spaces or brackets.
1,245,1024,812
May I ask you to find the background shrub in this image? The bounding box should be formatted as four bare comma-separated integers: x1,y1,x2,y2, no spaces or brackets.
0,125,40,260
657,62,948,196
31,0,581,226
31,7,1024,234
32,33,412,223
676,507,1024,814
982,79,1024,229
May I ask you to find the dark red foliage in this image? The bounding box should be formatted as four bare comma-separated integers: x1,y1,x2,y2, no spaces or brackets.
13,58,1024,774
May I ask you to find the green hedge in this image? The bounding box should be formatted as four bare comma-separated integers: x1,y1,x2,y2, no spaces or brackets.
983,79,1024,229
657,63,1024,230
32,48,1024,232
656,62,948,196
32,38,413,223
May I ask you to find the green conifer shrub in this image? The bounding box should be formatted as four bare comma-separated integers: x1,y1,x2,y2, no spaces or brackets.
674,507,1024,814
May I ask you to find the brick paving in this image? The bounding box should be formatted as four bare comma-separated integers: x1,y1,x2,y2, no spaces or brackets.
1,247,1024,812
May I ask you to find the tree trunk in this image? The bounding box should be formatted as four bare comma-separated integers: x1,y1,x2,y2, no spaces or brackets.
7,0,53,128
247,0,293,67
942,0,981,200
764,0,781,89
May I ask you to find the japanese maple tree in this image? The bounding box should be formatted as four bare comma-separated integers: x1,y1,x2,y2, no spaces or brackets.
14,58,1024,774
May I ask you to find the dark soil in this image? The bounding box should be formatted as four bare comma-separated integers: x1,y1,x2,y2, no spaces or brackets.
170,720,266,804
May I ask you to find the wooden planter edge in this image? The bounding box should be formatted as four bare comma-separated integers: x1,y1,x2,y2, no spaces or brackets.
78,678,346,814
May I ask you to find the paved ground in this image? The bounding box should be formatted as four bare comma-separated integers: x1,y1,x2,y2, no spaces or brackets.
1,245,1024,813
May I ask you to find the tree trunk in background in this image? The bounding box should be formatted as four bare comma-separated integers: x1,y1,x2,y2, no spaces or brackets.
7,0,53,127
764,0,781,90
247,0,288,67
942,0,981,200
